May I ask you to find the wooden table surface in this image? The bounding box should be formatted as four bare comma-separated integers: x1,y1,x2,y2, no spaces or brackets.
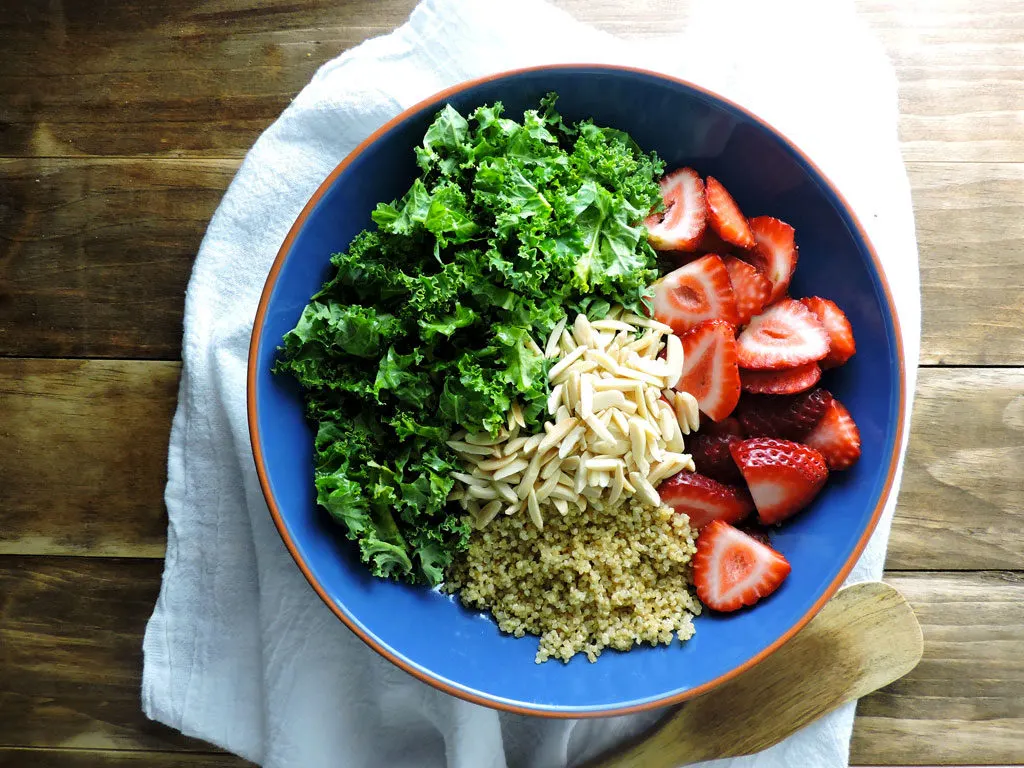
1,0,1022,766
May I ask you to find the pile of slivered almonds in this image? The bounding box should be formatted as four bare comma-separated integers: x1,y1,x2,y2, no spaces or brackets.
447,307,700,530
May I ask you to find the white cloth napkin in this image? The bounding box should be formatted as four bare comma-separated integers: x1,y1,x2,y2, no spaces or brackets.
142,1,921,766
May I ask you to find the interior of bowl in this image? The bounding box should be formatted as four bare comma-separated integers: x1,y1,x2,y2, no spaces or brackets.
249,65,904,715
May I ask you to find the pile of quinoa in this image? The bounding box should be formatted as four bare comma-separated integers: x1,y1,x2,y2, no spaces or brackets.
445,499,701,663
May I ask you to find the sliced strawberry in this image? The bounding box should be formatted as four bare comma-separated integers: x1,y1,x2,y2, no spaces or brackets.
702,416,744,438
735,521,774,547
689,433,744,485
652,254,739,333
660,471,753,531
645,168,708,251
800,297,856,369
693,520,792,612
736,388,834,440
736,299,830,370
730,438,829,524
694,228,739,255
705,176,755,249
740,362,822,395
804,398,862,470
676,319,742,422
723,256,771,326
748,217,798,303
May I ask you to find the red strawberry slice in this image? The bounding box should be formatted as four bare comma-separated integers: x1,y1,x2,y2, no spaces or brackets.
660,471,753,531
689,433,744,485
804,398,862,470
702,416,744,438
800,297,856,369
645,168,708,251
705,176,755,249
724,256,771,326
736,299,830,370
735,522,774,547
736,388,834,440
693,520,792,612
740,362,822,395
748,217,798,303
676,319,742,422
694,228,739,255
652,254,739,333
730,438,829,524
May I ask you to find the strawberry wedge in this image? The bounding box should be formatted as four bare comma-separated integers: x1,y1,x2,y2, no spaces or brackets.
724,256,771,327
736,299,830,370
688,432,745,485
735,388,834,441
660,471,753,531
676,319,742,422
705,176,755,249
740,362,822,395
693,520,792,612
645,168,708,251
730,438,829,524
804,398,862,470
652,254,739,333
800,297,856,369
748,217,798,304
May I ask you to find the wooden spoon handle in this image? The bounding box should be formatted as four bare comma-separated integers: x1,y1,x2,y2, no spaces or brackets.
585,582,923,768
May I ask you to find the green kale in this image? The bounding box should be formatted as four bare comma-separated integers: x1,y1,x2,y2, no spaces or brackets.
275,94,663,585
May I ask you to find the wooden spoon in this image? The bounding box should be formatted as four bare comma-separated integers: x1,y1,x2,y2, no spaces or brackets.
585,581,923,768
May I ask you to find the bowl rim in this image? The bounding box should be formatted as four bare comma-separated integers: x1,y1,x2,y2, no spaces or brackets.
247,63,907,718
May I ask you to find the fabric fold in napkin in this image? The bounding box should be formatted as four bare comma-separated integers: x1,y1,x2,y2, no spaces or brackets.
142,0,921,765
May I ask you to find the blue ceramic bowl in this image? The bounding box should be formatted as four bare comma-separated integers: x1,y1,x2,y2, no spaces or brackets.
248,65,906,717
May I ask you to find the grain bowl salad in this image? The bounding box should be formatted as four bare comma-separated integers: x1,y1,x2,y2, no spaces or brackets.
276,96,863,663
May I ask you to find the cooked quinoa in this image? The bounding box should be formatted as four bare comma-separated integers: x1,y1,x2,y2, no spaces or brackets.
445,499,701,663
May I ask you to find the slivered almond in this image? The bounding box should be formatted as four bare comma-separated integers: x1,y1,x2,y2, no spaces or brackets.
547,384,564,416
493,482,518,504
586,457,623,472
565,371,580,413
492,458,529,481
503,436,529,456
548,345,586,382
538,417,579,454
545,316,569,358
558,424,586,458
592,390,627,411
465,430,506,446
552,498,570,516
573,313,594,348
664,333,684,389
535,470,562,502
526,488,543,530
591,318,635,332
476,500,502,528
630,471,661,506
477,453,519,472
511,401,526,429
468,484,499,500
585,348,621,375
540,453,564,480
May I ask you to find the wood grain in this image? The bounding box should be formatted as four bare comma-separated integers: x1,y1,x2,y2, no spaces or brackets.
909,163,1024,365
0,0,1019,160
591,583,923,768
3,157,1023,362
0,558,204,751
889,368,1024,570
0,359,178,558
0,558,1018,764
0,158,237,358
852,572,1024,765
4,362,1021,570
